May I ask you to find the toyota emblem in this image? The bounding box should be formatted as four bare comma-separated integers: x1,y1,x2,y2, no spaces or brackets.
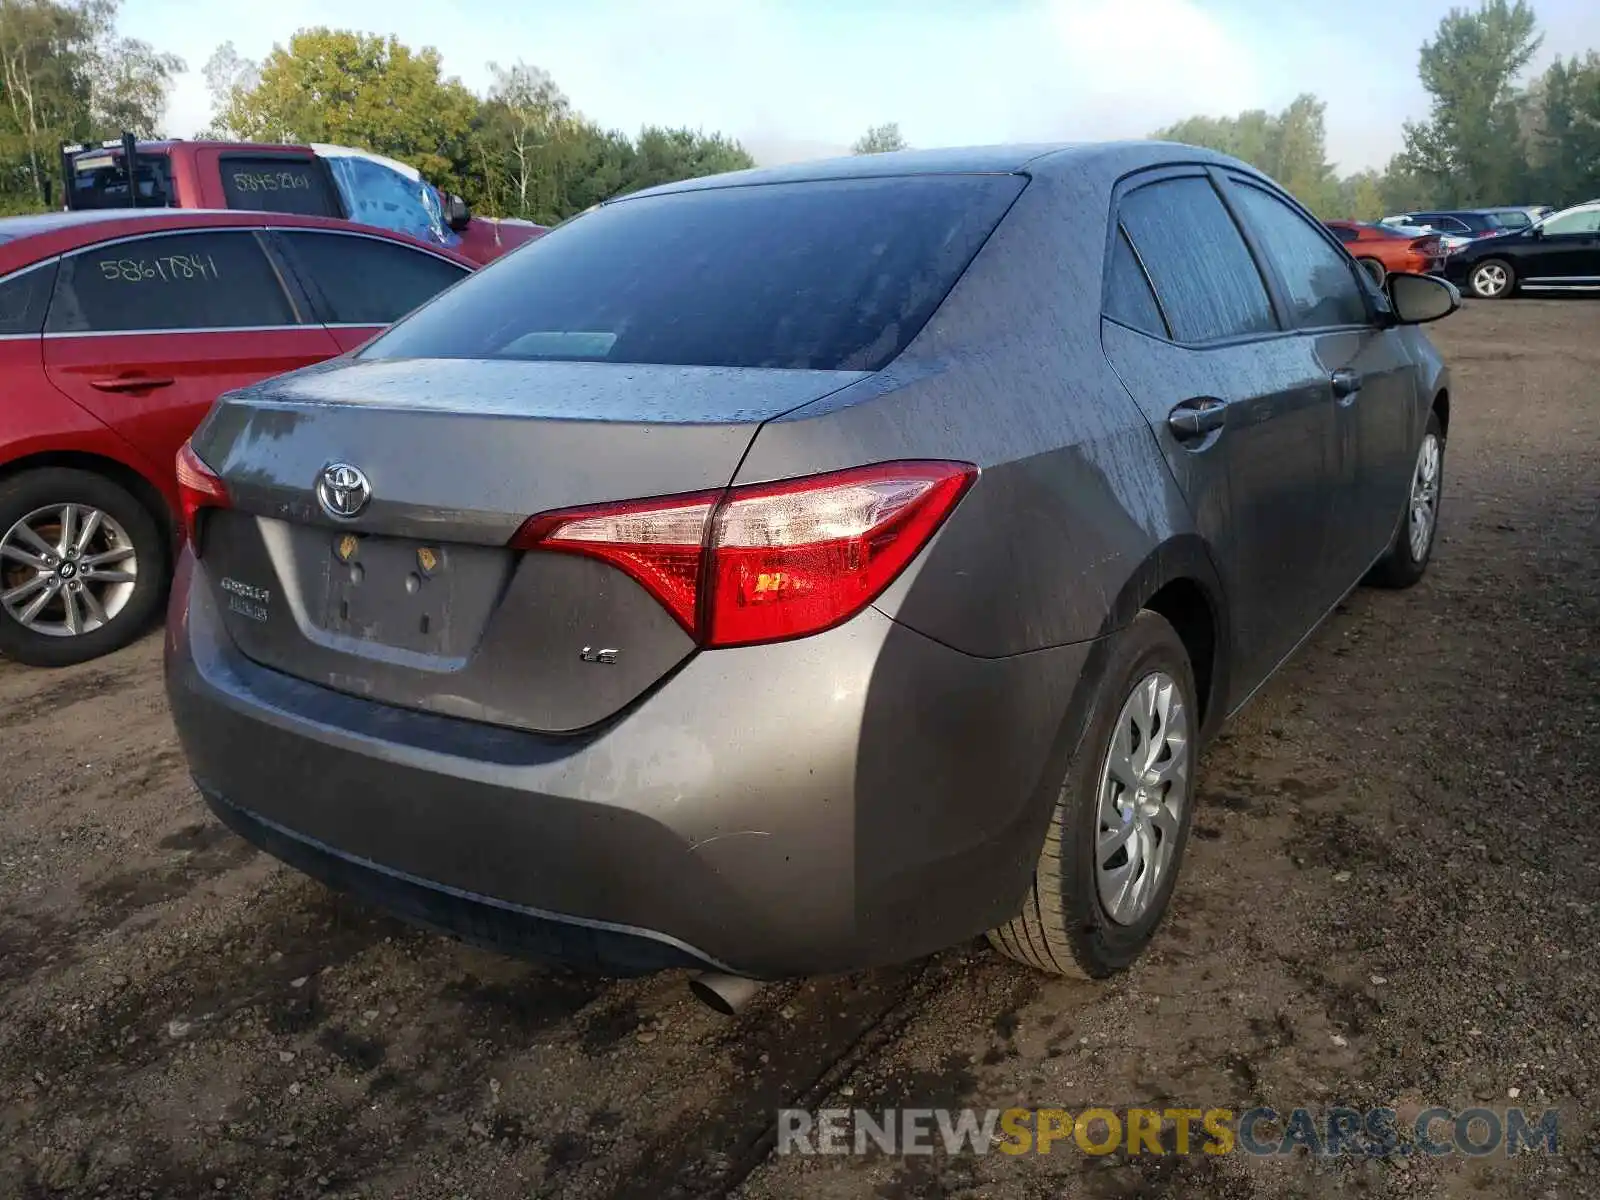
317,463,372,520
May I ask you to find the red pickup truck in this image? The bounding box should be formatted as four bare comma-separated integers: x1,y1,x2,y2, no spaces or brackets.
59,135,545,266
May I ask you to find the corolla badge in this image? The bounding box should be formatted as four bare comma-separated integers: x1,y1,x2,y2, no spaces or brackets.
317,463,372,520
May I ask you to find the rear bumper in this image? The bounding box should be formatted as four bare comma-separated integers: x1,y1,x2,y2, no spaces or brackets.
165,551,1094,977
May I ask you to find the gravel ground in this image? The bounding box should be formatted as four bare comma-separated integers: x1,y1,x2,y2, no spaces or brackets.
0,299,1596,1200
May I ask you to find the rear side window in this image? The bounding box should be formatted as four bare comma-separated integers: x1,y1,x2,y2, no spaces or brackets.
1328,225,1359,244
0,261,59,335
276,231,468,325
1118,177,1276,343
220,156,343,219
361,174,1026,371
46,231,299,333
1103,227,1167,338
1228,183,1370,329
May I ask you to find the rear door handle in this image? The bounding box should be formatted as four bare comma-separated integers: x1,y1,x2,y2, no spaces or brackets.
89,375,175,392
1331,368,1362,399
1167,397,1228,443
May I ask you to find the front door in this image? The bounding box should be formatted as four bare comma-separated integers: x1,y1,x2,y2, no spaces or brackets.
1519,207,1600,287
1221,177,1420,589
40,228,340,476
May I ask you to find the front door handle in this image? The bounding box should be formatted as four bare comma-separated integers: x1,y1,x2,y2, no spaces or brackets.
89,375,175,392
1331,368,1362,399
1167,397,1228,443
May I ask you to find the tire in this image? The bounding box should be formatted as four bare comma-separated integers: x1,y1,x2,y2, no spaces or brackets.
1366,410,1444,590
0,468,169,667
1467,258,1515,299
988,610,1199,978
1356,257,1387,287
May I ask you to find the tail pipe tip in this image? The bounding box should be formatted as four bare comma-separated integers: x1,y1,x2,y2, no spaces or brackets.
688,971,763,1016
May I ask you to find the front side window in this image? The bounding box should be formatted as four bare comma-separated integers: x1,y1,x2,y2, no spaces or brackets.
1228,182,1370,329
361,173,1026,371
277,232,468,326
68,152,176,210
1541,207,1600,236
46,231,299,334
1117,176,1277,343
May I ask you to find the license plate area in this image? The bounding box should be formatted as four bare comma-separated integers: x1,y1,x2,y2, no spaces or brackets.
317,531,510,658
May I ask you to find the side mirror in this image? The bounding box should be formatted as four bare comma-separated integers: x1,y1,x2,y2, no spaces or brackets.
444,193,471,233
1387,272,1460,324
1358,258,1385,288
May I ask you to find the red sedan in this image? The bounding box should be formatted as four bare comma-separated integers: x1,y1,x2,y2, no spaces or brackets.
0,208,473,666
1324,220,1447,282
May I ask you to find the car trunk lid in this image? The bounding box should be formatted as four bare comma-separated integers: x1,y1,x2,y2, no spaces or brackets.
189,357,866,733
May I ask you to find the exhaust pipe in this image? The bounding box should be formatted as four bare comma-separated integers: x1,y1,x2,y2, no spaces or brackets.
688,971,763,1016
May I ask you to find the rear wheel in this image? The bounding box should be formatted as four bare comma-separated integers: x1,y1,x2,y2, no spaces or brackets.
1367,410,1444,590
1467,258,1515,299
1356,256,1386,286
988,611,1197,977
0,468,169,667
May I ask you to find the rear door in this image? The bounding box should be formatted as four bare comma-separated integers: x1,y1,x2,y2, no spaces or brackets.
42,228,340,475
268,229,472,352
1099,169,1338,699
1221,176,1417,587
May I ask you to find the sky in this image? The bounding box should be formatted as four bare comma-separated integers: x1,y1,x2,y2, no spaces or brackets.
123,0,1600,175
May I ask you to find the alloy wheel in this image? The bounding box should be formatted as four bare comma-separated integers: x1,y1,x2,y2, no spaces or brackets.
0,503,139,637
1471,263,1508,298
1095,670,1191,926
1409,433,1442,562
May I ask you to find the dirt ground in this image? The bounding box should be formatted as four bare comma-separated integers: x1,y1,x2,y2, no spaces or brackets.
1,299,1597,1200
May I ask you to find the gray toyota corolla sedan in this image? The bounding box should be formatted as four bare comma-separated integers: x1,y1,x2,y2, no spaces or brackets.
165,143,1457,997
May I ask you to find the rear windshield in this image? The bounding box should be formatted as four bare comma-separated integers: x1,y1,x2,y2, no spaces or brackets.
69,152,175,209
220,155,343,218
361,174,1026,372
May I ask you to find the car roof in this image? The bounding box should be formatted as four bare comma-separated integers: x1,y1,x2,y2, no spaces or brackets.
620,141,1255,201
0,208,473,273
69,139,316,158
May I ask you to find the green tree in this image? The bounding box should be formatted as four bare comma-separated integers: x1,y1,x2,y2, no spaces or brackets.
1526,53,1600,204
197,41,258,139
476,59,571,220
1335,170,1386,221
624,125,753,191
219,28,479,194
1153,94,1337,214
852,122,907,155
93,35,182,136
0,0,179,209
1399,0,1541,205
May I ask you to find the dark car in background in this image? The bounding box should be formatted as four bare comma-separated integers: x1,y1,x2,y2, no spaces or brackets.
1445,201,1600,298
1382,209,1507,238
0,209,472,666
165,143,1458,998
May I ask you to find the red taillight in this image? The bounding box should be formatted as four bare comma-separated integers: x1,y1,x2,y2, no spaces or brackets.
176,440,230,544
1409,235,1441,255
511,461,978,648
